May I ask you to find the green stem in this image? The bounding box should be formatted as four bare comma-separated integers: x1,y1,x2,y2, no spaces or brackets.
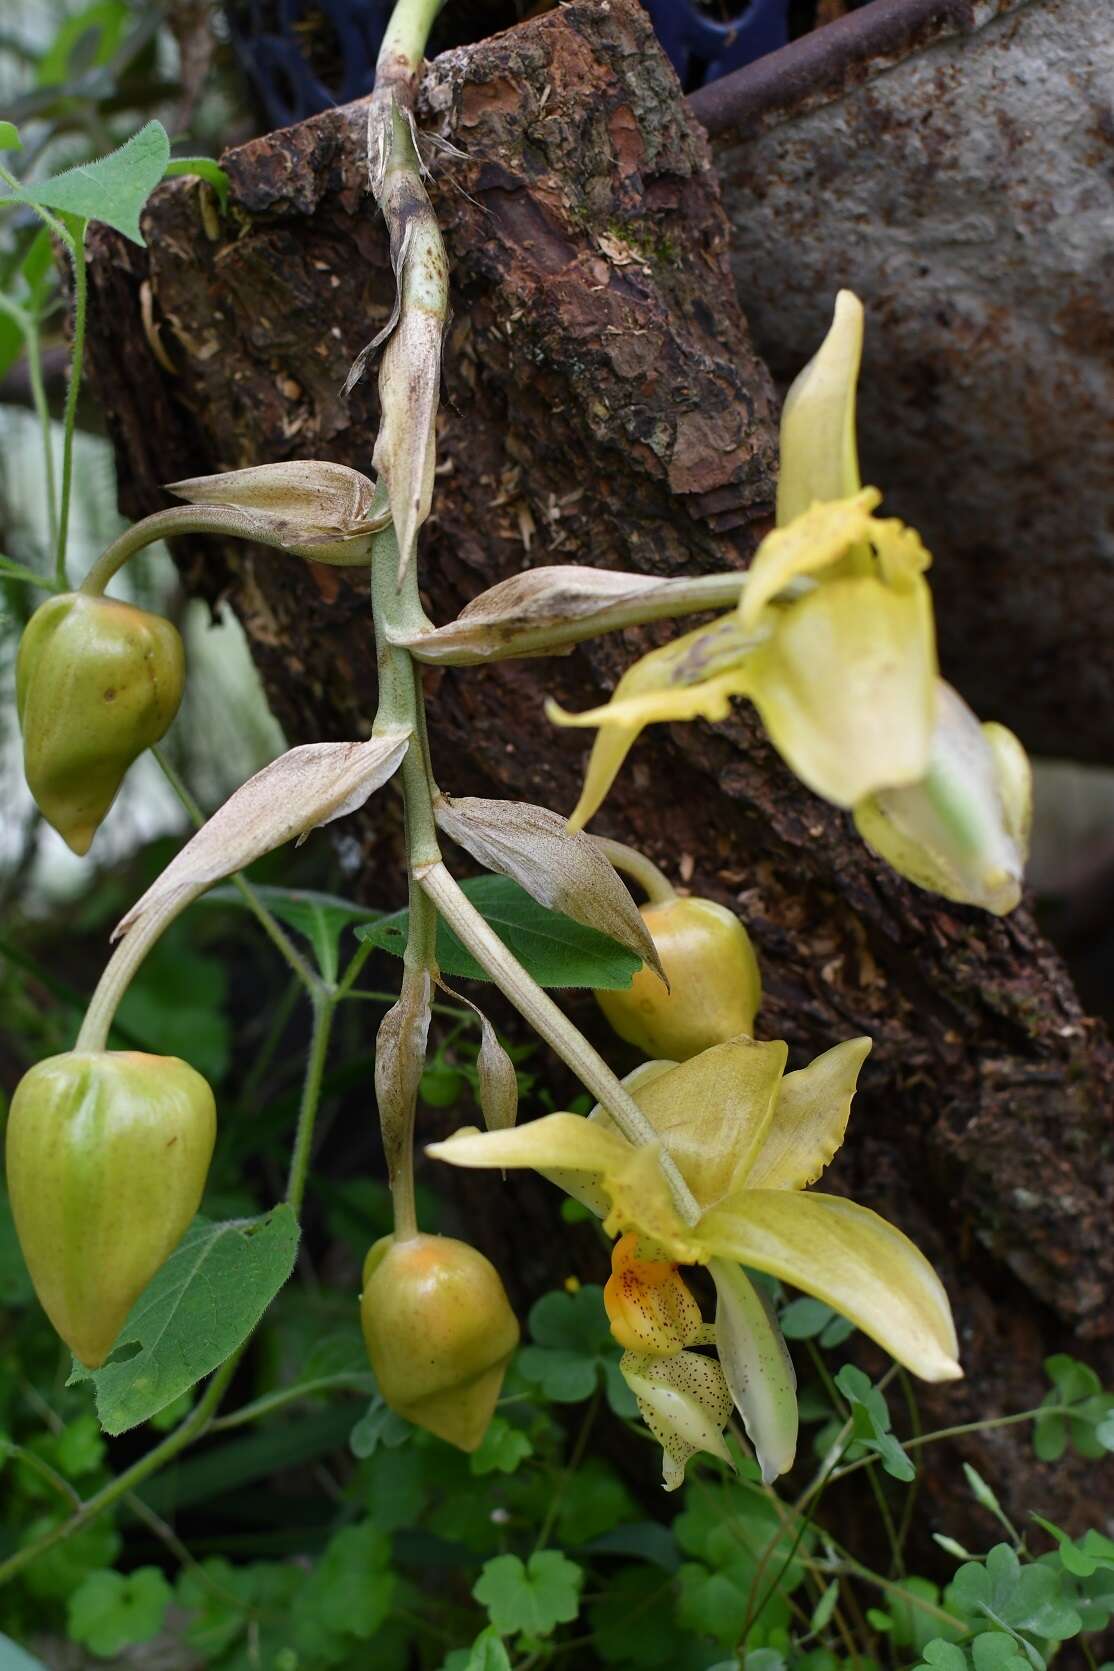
590,836,676,904
284,993,336,1213
74,905,176,1051
374,0,445,105
417,857,701,1226
0,1353,239,1590
56,217,86,586
0,296,57,552
826,1403,1077,1487
208,1371,375,1433
79,504,307,598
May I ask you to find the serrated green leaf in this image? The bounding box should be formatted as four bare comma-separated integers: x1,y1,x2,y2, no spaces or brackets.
0,120,170,244
202,883,381,983
350,1397,412,1458
446,1627,513,1671
0,122,20,151
356,874,641,989
69,1208,299,1434
67,1567,172,1657
473,1551,583,1637
293,1521,394,1645
676,1563,749,1646
517,1285,635,1414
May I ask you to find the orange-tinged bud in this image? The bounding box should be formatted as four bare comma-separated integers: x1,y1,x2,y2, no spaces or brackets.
17,592,185,854
604,1232,703,1354
6,1051,216,1368
596,896,761,1060
360,1233,519,1452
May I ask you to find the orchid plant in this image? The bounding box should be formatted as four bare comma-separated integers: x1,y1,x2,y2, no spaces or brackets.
6,0,1033,1535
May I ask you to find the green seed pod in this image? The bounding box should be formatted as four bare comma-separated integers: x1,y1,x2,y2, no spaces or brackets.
596,896,761,1061
17,592,185,854
6,1051,216,1368
360,1233,519,1452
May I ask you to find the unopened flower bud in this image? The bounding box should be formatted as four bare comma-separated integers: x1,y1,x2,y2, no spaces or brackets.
17,592,185,854
596,897,761,1060
360,1233,519,1452
6,1051,216,1368
853,682,1031,914
167,461,387,564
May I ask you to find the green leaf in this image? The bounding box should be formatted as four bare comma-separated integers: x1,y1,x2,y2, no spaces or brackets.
35,0,129,87
68,1566,172,1657
69,1208,300,1434
177,1556,255,1660
442,1628,513,1671
889,1577,962,1653
163,156,231,209
0,123,20,151
971,1634,1031,1670
676,1564,749,1647
202,883,381,983
19,1511,121,1602
1033,1355,1114,1462
810,1581,840,1634
0,121,170,244
350,1396,412,1458
356,874,641,990
474,1551,583,1638
517,1285,636,1415
554,1457,635,1544
470,1415,533,1476
292,1521,394,1647
835,1363,915,1482
947,1543,1082,1644
917,1644,967,1671
1032,1516,1114,1580
588,1565,686,1667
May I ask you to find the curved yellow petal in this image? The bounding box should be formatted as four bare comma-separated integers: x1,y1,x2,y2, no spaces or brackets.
427,1114,631,1178
747,574,937,808
777,289,864,529
745,1037,872,1192
604,1232,705,1353
711,1259,798,1484
547,616,760,831
623,1036,788,1212
740,490,881,628
548,1061,678,1217
700,1192,960,1382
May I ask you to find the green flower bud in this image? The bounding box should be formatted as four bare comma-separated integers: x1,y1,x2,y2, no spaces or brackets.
596,897,761,1061
17,592,185,854
6,1051,216,1368
360,1233,519,1452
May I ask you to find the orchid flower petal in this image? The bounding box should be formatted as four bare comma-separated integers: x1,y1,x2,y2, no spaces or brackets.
617,1037,789,1211
710,1259,798,1484
621,1348,734,1490
853,682,1028,914
740,490,881,628
427,1114,630,1178
604,1233,705,1354
745,573,937,808
701,1191,960,1382
545,1061,678,1218
777,289,865,528
745,1037,871,1192
546,615,761,831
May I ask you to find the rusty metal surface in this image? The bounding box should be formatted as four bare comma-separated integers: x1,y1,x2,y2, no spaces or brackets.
693,0,1114,762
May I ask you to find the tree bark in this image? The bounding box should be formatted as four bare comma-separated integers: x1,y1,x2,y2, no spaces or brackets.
84,0,1111,1536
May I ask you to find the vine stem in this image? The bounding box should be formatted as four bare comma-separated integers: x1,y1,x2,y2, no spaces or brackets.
284,991,336,1213
78,503,324,598
589,836,676,905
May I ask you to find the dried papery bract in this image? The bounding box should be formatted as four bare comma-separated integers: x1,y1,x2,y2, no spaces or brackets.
436,980,519,1133
167,461,388,565
116,735,410,939
433,795,665,982
375,966,433,1211
347,93,447,586
398,566,749,665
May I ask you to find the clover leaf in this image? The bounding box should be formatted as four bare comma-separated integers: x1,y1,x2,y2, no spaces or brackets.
1033,1355,1114,1462
947,1543,1082,1651
834,1364,915,1482
517,1285,636,1416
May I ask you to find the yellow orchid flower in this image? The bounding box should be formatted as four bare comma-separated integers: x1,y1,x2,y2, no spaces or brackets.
428,1032,960,1489
549,292,939,822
